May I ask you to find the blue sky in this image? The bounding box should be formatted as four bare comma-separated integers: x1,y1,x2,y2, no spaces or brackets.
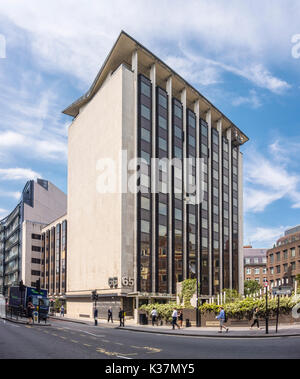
0,0,300,248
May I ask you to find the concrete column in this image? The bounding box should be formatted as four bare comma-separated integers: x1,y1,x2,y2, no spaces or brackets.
166,77,173,295
131,50,138,297
217,119,223,292
226,128,233,290
238,150,244,295
194,100,201,285
206,110,212,296
181,88,187,280
150,63,156,293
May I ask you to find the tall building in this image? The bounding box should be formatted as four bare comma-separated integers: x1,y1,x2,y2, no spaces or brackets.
64,31,248,320
0,179,67,295
41,215,68,299
267,226,300,288
243,246,267,286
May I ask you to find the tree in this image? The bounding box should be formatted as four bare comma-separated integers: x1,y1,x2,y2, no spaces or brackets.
244,280,261,296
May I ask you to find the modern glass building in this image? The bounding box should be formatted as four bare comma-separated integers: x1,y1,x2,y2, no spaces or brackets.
64,31,248,320
0,179,67,296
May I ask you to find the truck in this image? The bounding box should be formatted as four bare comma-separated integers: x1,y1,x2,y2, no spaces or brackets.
8,285,49,322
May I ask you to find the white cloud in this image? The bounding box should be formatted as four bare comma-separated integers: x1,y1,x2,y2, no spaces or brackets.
0,0,296,90
245,225,289,248
0,190,21,200
244,142,300,213
0,168,41,181
232,90,262,109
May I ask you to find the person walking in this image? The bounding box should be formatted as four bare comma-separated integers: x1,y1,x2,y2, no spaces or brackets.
151,308,158,326
94,307,98,326
60,305,65,317
216,307,229,333
108,307,113,323
250,307,261,330
178,310,183,328
172,308,180,330
119,308,125,327
27,298,35,325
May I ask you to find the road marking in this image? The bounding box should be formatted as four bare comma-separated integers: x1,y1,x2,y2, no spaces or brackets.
131,346,161,354
114,342,124,346
117,355,133,360
96,348,137,357
83,344,92,347
71,340,79,344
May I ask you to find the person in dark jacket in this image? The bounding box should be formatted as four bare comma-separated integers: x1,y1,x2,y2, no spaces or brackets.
250,307,261,329
108,307,113,323
119,308,125,327
94,308,98,326
27,298,35,325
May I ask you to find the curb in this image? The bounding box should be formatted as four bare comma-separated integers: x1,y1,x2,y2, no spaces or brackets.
2,317,51,327
116,326,300,339
49,316,89,325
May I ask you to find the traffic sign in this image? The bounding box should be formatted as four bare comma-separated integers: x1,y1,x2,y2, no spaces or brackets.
272,286,292,296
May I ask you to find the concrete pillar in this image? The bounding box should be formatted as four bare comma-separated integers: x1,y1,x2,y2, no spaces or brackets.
194,100,201,288
217,119,223,292
131,50,138,295
238,150,244,295
226,127,233,290
150,63,156,293
166,76,173,295
181,88,187,280
206,110,212,296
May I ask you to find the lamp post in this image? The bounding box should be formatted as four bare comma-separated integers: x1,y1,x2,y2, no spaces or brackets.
264,281,269,334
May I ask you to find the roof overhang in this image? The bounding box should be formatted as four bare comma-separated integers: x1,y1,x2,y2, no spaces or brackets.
63,30,249,145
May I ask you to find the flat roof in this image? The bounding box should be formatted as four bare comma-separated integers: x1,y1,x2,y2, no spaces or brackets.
63,31,249,145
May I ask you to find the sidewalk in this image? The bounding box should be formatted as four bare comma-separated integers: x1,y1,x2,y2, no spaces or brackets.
48,315,300,338
117,323,300,338
2,314,51,326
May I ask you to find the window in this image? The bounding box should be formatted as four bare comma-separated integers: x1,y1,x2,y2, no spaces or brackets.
159,203,167,216
255,268,260,275
291,248,296,257
141,220,150,234
174,126,182,139
31,234,41,240
141,128,150,142
158,115,167,130
263,268,267,274
189,135,196,148
276,266,281,274
283,250,288,260
175,208,182,220
32,246,41,252
254,258,259,264
141,104,150,120
245,258,250,265
141,197,150,210
269,254,274,264
291,261,296,271
174,104,182,119
31,258,41,264
31,270,40,277
159,137,167,152
141,82,151,98
270,267,274,275
246,268,251,275
276,252,281,262
174,147,182,159
159,94,167,109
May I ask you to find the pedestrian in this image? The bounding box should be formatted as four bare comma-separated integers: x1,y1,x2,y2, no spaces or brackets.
178,310,183,328
250,307,261,330
151,308,158,326
60,305,65,317
119,308,125,327
172,308,180,330
27,298,35,325
108,307,113,323
216,306,229,333
94,307,98,326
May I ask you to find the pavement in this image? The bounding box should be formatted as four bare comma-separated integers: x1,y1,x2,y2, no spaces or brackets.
46,315,300,338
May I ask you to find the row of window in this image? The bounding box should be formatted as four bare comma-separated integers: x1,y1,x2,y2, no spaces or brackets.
269,248,299,263
269,261,299,274
246,267,267,275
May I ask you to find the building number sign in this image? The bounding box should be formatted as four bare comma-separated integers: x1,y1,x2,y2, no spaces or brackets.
108,277,134,288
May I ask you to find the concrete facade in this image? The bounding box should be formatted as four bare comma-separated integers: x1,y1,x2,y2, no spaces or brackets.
64,31,248,321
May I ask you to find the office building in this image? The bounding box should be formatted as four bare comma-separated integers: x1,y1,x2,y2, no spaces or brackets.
243,246,267,286
267,226,300,288
41,214,68,299
63,31,248,320
0,179,67,295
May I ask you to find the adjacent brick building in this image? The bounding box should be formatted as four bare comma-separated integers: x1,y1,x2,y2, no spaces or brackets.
267,226,300,288
243,246,267,286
